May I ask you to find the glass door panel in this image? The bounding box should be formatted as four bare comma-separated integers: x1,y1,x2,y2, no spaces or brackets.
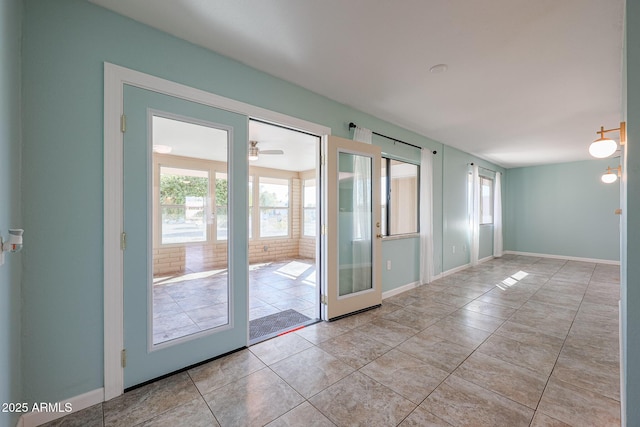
123,85,248,388
324,136,381,320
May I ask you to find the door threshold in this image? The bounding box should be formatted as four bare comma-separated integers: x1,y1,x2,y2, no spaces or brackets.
249,318,320,346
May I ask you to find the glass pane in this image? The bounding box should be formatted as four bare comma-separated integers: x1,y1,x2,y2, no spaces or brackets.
389,160,418,235
304,208,316,236
160,167,208,244
381,161,387,236
338,152,372,297
303,178,316,236
248,177,253,239
259,177,289,207
259,177,289,237
152,115,229,345
215,172,228,240
260,208,289,237
481,177,493,224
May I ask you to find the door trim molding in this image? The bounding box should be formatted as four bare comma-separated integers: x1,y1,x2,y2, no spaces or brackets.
103,62,330,400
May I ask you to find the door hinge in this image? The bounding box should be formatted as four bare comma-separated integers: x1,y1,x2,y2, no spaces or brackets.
120,232,127,250
321,294,327,305
121,114,127,133
121,349,127,368
321,224,327,235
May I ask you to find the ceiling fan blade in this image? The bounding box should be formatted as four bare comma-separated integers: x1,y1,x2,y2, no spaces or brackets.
259,150,284,155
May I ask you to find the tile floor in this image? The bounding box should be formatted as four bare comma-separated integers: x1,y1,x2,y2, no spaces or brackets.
153,259,318,344
43,255,621,426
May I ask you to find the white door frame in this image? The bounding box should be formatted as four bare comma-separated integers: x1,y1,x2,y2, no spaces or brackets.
103,62,331,400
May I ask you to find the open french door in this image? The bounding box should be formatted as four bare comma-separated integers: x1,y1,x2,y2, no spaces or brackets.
322,136,382,320
122,85,248,388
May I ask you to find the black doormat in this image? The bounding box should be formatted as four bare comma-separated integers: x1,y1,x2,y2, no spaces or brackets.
250,309,312,341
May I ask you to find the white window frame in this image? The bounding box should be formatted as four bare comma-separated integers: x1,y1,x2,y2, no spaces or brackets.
381,157,420,237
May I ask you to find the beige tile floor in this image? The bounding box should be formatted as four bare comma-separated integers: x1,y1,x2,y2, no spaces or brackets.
43,255,621,426
153,259,318,344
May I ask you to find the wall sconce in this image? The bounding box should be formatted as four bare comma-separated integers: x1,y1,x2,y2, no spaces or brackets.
589,122,626,158
601,165,622,184
0,229,24,266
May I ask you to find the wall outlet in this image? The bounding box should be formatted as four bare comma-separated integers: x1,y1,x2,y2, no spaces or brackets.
386,260,392,270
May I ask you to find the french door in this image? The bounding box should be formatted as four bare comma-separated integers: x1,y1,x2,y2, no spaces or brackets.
123,85,248,388
323,136,382,320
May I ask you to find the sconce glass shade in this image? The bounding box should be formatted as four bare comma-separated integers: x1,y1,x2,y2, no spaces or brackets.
601,172,618,184
589,138,617,158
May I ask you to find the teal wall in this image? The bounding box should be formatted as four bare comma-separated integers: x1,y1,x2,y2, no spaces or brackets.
0,0,22,426
624,1,640,423
441,145,506,272
505,159,620,261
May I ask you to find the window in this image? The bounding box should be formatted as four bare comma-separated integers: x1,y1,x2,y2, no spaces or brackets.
259,177,290,237
480,176,493,224
381,158,419,236
303,178,316,236
159,166,209,244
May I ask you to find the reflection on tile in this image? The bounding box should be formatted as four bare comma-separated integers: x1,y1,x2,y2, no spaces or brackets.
318,329,392,369
360,349,448,404
397,332,474,373
455,351,547,409
103,373,200,427
203,368,304,427
188,349,265,394
310,371,416,426
445,308,505,333
270,346,354,398
463,300,516,319
249,332,313,365
422,375,534,427
293,320,349,344
40,403,104,427
537,378,620,426
138,397,219,427
399,406,453,426
382,307,440,331
477,334,560,376
358,318,418,346
265,402,335,427
425,318,492,349
530,411,572,426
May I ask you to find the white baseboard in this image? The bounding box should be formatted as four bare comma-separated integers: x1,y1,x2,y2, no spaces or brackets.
382,281,420,299
18,388,104,427
504,250,620,265
439,263,471,278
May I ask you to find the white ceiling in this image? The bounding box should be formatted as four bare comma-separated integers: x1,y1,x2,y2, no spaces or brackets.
91,0,625,168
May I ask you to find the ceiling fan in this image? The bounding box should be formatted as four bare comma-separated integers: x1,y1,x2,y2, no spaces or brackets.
249,140,284,161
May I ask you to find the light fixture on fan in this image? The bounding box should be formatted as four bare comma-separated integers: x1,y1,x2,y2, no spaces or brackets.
601,165,622,184
248,140,284,161
589,122,626,158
